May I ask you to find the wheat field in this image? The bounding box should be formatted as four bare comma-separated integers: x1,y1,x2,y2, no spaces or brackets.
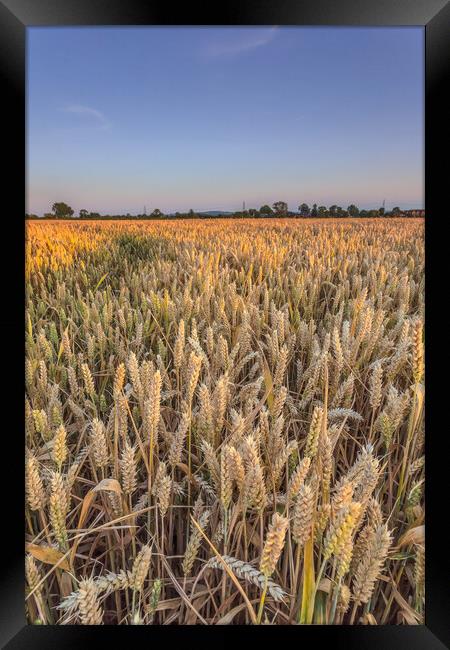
25,218,424,625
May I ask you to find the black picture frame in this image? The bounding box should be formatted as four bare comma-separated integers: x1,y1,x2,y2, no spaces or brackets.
1,1,448,648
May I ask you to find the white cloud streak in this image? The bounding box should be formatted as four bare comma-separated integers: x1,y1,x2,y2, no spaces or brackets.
204,27,278,58
62,104,111,129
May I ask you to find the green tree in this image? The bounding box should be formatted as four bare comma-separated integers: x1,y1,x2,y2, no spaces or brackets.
151,209,163,219
311,203,318,217
329,205,338,217
317,206,328,218
260,204,273,216
298,203,310,217
79,209,88,219
52,202,74,218
378,207,385,216
391,206,401,216
272,201,288,217
347,204,359,217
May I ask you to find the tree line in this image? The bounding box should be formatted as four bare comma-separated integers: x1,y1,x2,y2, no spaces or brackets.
26,201,423,220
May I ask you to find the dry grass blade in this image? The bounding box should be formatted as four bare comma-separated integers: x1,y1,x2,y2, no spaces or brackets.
190,515,258,624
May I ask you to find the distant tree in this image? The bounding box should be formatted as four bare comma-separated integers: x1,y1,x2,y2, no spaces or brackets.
151,208,163,219
335,206,345,218
368,209,379,218
328,205,338,218
248,208,259,218
378,207,385,216
89,212,100,219
347,204,359,217
272,201,288,217
43,213,54,219
260,204,274,216
188,209,196,218
391,206,401,216
79,209,88,219
52,202,74,219
298,203,310,217
311,203,318,217
359,209,368,218
317,206,328,218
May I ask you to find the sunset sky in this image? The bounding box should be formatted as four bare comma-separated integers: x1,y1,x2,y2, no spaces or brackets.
27,26,424,215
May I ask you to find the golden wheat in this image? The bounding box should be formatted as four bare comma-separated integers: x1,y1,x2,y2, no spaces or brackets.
25,218,424,624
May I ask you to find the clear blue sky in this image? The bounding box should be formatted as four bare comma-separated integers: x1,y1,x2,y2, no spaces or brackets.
27,27,424,215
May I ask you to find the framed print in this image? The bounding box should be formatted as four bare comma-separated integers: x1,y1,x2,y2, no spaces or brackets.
0,0,448,647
